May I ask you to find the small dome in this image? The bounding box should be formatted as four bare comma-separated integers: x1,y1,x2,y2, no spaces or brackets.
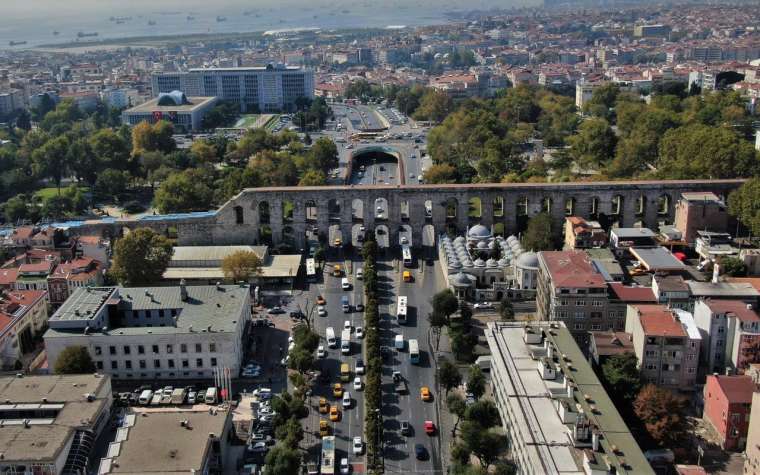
462,260,474,268
452,272,473,286
507,235,518,244
454,236,466,244
474,258,486,267
157,90,189,106
498,258,510,267
448,260,462,269
516,251,539,269
476,241,489,250
486,258,498,268
488,240,499,249
468,224,492,240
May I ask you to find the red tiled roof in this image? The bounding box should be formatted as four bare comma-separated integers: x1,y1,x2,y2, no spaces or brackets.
3,290,46,307
634,304,687,337
704,299,760,323
0,312,13,334
726,277,760,293
675,465,708,475
11,226,35,240
608,283,657,302
18,261,53,274
711,375,755,404
539,251,606,288
0,269,18,286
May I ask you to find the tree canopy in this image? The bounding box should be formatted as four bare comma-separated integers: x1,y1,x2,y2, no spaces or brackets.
54,346,96,374
110,228,173,286
221,250,263,282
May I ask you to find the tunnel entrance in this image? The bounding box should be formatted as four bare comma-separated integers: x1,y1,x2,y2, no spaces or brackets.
349,147,401,185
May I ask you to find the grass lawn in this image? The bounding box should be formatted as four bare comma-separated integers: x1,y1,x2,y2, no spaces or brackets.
34,186,90,200
234,114,277,129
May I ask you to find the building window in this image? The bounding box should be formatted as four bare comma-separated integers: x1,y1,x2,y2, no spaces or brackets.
209,343,217,352
109,346,117,355
125,361,132,369
559,300,569,306
168,360,175,368
138,345,145,354
152,345,159,354
182,359,189,368
181,344,187,353
139,360,146,369
195,343,202,353
592,300,603,307
574,323,585,330
574,311,586,319
94,346,102,356
196,358,203,367
591,324,602,330
111,361,118,370
154,360,161,368
96,361,103,370
576,300,586,306
123,346,130,355
211,357,218,367
167,345,173,354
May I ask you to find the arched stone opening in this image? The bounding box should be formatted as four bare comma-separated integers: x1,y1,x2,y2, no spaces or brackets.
282,200,294,223
564,198,575,216
258,202,270,225
305,200,317,222
493,197,504,217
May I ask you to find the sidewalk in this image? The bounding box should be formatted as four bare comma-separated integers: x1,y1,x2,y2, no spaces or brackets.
432,327,455,467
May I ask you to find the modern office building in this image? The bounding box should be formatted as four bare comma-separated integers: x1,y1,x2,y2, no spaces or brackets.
151,64,315,112
44,283,250,381
0,373,112,475
693,299,760,375
485,321,653,475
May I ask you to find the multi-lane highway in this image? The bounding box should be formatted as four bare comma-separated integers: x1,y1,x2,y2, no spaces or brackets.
299,242,445,474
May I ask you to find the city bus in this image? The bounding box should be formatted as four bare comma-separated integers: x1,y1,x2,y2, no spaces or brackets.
401,245,412,267
409,339,420,364
306,258,316,283
350,131,379,141
321,435,335,475
396,296,407,325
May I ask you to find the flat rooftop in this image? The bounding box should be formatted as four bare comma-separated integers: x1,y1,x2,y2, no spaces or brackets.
104,408,230,474
630,247,685,271
170,245,267,266
125,96,216,113
486,322,653,475
688,281,760,299
0,374,111,463
50,286,115,322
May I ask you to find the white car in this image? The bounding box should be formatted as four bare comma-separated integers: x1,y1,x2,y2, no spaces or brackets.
343,391,352,408
356,268,363,279
353,437,364,455
344,320,351,330
355,359,365,375
401,236,409,244
353,377,362,390
474,302,494,309
340,458,350,474
318,305,327,317
355,326,364,338
317,345,326,358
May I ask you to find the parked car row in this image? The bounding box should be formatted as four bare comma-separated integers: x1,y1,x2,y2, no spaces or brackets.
116,385,219,407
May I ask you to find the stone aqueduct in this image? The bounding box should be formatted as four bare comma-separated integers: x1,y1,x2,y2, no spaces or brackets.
77,179,744,249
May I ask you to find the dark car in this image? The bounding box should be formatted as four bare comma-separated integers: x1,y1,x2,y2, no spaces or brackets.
380,346,391,360
290,311,305,320
415,444,427,460
355,303,365,312
400,421,411,436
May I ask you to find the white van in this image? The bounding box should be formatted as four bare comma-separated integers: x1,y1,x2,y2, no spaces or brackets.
138,389,153,405
205,387,218,404
394,334,404,350
341,278,351,290
326,327,337,348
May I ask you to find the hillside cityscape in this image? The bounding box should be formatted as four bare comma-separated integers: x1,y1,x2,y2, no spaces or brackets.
2,2,760,475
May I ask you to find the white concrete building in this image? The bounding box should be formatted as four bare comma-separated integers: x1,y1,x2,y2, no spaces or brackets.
121,92,218,133
485,321,653,475
151,64,315,113
44,283,250,381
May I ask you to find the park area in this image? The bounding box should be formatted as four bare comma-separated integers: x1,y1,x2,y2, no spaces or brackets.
233,114,278,130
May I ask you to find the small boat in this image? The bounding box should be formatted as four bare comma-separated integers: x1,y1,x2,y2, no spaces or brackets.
148,20,156,25
187,15,195,21
77,32,98,38
9,41,27,46
216,15,227,22
53,31,60,36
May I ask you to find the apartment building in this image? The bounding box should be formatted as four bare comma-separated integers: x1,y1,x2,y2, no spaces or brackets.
563,216,607,250
674,192,729,246
653,275,692,310
44,283,250,381
693,299,760,375
537,251,611,348
485,321,653,475
624,304,701,391
703,375,755,451
151,64,315,112
0,289,49,369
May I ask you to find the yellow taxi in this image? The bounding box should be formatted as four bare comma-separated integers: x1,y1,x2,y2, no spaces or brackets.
333,383,343,398
319,397,329,414
403,271,413,282
334,237,342,246
329,405,341,422
319,419,330,437
420,386,432,402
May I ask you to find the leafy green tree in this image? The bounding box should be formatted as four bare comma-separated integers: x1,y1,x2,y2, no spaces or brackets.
432,289,459,324
439,358,462,395
309,137,339,174
464,400,500,429
450,327,478,363
568,118,616,170
447,392,467,435
110,228,173,286
657,124,759,179
221,250,262,282
414,90,453,123
95,169,129,199
423,163,458,184
264,445,301,475
728,178,760,237
54,346,96,374
131,120,175,157
719,256,747,277
466,366,487,400
583,83,620,120
460,421,508,469
153,170,214,213
32,135,71,192
3,195,31,223
499,298,514,320
522,213,555,251
451,443,472,466
600,352,641,403
298,169,327,186
89,128,130,170
287,347,314,373
190,140,218,163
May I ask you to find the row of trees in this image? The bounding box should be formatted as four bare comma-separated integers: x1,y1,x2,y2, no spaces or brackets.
428,289,479,362
360,238,383,471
